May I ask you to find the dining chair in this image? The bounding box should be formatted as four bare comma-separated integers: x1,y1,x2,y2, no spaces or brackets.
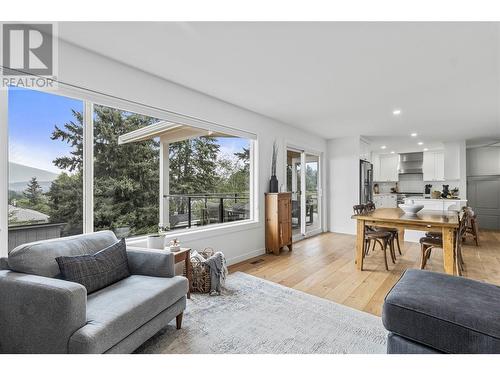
365,202,402,256
352,204,394,270
419,209,468,275
462,207,480,246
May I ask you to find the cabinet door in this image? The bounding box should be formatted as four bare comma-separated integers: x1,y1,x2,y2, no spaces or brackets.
372,154,381,181
387,194,397,208
434,151,445,181
389,155,399,181
379,155,399,181
423,151,435,181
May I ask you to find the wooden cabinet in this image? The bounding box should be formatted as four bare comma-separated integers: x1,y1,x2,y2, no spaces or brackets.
374,154,399,182
265,192,293,255
423,151,445,181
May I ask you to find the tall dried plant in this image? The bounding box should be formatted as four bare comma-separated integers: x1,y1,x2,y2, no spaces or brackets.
271,141,278,176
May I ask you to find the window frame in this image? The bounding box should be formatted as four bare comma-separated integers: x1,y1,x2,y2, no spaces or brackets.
0,84,258,255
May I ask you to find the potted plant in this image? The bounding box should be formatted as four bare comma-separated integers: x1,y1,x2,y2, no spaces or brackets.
270,140,279,193
147,223,169,250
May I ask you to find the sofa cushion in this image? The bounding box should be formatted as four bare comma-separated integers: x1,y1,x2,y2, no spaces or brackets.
68,275,188,354
56,238,130,294
8,231,118,278
382,269,500,353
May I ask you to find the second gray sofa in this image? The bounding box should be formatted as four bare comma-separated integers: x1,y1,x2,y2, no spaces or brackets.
0,230,188,354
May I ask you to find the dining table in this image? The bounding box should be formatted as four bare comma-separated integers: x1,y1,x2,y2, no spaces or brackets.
351,207,460,275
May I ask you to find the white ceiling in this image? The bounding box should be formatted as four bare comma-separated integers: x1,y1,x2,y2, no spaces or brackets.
59,22,500,142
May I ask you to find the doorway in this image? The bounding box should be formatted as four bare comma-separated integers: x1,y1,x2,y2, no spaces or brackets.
286,147,322,240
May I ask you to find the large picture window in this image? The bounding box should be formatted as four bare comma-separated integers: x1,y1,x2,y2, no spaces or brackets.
5,87,255,251
7,87,84,251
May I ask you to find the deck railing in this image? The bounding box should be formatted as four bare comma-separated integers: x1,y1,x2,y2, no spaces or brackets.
164,193,250,229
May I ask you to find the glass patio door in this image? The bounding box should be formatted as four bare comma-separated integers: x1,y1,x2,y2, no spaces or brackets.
286,147,322,239
286,149,302,237
305,153,321,234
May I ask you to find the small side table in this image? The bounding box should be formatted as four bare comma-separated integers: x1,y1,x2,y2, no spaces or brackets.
172,247,192,299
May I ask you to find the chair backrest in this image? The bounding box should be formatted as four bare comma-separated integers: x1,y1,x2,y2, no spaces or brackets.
7,230,119,278
353,204,366,215
365,202,376,212
455,209,469,249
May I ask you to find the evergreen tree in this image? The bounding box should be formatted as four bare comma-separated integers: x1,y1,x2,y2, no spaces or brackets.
24,177,43,205
48,106,249,235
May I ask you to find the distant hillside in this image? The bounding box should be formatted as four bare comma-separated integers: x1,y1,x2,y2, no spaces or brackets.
9,162,60,192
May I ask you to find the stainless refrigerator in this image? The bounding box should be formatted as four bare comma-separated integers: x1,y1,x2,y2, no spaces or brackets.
359,160,373,204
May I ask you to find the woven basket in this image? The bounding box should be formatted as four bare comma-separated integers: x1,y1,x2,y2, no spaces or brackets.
184,247,214,294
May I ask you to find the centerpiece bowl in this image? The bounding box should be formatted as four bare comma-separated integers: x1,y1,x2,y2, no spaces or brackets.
398,203,424,215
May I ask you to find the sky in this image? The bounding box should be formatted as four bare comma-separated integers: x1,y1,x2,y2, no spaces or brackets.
8,87,249,174
8,87,83,173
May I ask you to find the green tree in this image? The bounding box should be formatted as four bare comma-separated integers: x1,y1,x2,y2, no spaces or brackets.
24,177,43,205
169,137,220,195
47,172,83,235
48,106,250,235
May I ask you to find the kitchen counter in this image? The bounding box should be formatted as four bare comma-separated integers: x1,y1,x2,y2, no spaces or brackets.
404,197,467,211
405,197,465,201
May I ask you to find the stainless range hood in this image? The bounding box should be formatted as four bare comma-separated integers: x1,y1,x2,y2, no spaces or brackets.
398,152,423,174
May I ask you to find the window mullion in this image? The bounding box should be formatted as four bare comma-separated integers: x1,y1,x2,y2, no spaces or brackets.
0,89,8,256
83,101,94,233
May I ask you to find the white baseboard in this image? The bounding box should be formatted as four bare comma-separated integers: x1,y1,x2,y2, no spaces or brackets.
227,247,266,266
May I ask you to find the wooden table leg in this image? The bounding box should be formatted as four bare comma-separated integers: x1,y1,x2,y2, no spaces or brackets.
398,228,405,248
355,219,365,271
185,251,192,299
442,227,456,275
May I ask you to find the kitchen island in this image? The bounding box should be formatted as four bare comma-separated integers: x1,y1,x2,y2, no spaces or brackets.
402,197,467,242
404,197,467,211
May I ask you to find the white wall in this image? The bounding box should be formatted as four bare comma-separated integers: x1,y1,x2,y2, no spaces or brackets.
327,136,360,235
50,39,327,264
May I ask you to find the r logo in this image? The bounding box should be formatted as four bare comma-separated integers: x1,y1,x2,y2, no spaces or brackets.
2,23,53,75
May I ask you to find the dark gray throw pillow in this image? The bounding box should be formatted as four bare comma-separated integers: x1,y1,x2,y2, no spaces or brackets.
56,238,130,294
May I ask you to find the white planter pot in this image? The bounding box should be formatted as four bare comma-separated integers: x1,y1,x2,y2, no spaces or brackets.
147,234,166,250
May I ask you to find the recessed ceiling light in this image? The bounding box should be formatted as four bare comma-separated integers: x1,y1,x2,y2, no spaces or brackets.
392,109,402,116
381,145,387,149
423,148,428,151
418,142,424,146
411,133,417,137
390,151,395,154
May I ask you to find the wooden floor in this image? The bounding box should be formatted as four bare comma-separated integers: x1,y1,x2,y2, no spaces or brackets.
229,230,500,316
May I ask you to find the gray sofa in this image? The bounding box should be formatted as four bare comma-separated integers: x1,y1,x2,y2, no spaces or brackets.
0,230,188,354
382,269,500,354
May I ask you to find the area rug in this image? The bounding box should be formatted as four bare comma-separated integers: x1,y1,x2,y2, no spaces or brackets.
135,272,387,354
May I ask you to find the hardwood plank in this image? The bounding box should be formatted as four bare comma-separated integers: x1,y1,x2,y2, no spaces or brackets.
229,230,500,316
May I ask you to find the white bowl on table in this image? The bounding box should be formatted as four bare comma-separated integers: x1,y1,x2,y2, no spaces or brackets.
398,203,424,215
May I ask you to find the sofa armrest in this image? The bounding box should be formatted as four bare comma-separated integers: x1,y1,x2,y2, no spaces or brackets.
0,270,87,353
126,247,175,278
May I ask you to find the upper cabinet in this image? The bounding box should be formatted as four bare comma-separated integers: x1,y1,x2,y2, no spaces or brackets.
374,154,399,182
443,142,461,180
423,151,445,181
372,153,381,181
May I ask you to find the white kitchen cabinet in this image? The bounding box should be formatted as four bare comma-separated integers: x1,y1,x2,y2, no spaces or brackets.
377,154,399,182
373,194,397,208
443,142,461,180
423,151,445,182
372,154,381,181
405,198,467,212
373,195,383,208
